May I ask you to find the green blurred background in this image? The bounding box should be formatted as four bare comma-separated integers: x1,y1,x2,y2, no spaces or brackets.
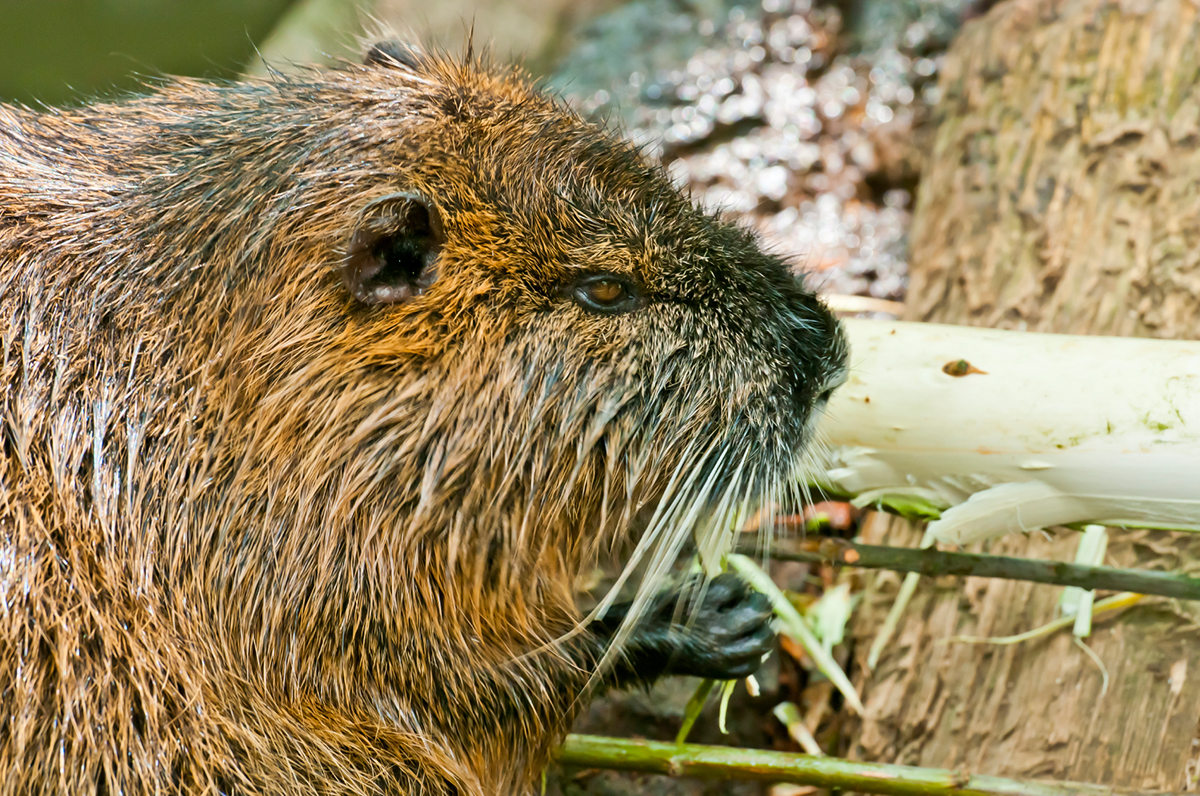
0,0,618,106
0,1,297,105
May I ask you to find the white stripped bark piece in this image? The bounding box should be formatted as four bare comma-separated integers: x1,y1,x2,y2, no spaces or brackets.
815,319,1200,543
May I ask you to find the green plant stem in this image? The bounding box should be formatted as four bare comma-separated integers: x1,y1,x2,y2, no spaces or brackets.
557,735,1177,796
674,678,715,744
740,537,1200,601
728,554,865,714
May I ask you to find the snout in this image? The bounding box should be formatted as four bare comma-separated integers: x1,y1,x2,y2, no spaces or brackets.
814,314,849,407
780,289,849,415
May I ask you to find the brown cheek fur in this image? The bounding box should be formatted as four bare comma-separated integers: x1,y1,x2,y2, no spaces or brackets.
0,49,846,796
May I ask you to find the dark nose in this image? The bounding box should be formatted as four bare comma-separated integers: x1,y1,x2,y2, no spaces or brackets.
753,266,846,406
815,359,848,407
782,288,847,407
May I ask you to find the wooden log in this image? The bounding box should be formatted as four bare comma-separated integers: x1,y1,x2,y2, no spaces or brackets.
850,0,1200,788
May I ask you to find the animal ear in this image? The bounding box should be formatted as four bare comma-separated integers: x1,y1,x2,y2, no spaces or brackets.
364,40,424,70
342,193,445,306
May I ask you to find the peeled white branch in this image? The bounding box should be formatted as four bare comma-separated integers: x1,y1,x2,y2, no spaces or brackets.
815,319,1200,544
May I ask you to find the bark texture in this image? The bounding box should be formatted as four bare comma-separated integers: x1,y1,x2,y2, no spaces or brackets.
908,0,1200,339
850,0,1200,790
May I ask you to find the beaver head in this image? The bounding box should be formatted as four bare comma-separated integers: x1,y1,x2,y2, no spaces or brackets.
208,48,843,627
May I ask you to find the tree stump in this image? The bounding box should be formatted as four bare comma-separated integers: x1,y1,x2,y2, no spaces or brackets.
850,0,1200,789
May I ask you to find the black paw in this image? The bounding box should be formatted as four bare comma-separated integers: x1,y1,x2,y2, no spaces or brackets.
663,572,776,680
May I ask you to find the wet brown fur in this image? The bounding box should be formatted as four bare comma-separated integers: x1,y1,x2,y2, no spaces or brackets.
0,50,846,795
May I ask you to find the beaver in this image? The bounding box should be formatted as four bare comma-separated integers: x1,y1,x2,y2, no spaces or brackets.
0,43,848,795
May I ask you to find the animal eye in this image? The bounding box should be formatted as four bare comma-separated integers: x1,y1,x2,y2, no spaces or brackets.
586,279,625,304
571,275,640,314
